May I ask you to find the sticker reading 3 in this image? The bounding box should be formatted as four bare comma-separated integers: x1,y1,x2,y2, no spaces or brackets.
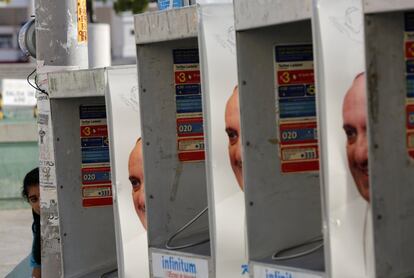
274,44,319,173
173,49,205,162
79,105,112,207
405,12,414,159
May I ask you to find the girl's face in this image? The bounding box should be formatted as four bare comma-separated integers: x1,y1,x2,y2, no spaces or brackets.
28,184,40,215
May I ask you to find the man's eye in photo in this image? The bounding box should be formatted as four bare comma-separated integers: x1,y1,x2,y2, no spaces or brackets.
226,129,238,142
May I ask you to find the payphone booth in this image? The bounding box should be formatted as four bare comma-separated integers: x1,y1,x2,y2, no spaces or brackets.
134,6,213,278
43,66,149,277
197,1,248,277
234,0,325,277
46,68,118,277
314,1,414,277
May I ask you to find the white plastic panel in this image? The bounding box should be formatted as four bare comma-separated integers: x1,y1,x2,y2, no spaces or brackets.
198,2,247,277
313,1,375,277
105,66,149,278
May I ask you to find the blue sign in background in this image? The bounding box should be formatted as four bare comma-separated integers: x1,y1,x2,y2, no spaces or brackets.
81,147,110,164
173,49,199,64
176,95,202,114
279,97,316,119
275,44,313,63
80,105,106,119
158,0,183,10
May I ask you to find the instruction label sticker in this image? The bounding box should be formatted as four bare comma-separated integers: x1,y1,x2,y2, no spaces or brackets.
275,44,319,173
405,12,414,159
176,84,201,96
173,49,205,162
253,263,323,278
77,0,88,43
151,251,209,278
177,137,205,162
82,186,112,207
80,105,112,207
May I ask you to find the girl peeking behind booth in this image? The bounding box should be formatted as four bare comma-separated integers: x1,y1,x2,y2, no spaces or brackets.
22,167,41,278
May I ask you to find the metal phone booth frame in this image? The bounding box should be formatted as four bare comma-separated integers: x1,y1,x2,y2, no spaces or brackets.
197,1,248,277
364,1,414,277
234,0,325,277
134,6,213,277
46,69,118,277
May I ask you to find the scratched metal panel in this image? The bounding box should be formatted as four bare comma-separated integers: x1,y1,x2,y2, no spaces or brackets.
136,39,210,257
364,0,414,14
48,68,106,99
236,20,324,271
134,6,198,45
365,11,414,278
51,97,118,277
233,0,312,31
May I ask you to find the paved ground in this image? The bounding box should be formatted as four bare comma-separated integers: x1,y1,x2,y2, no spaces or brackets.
0,209,32,277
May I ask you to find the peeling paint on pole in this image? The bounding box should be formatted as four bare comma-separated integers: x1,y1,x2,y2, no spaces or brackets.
35,0,88,276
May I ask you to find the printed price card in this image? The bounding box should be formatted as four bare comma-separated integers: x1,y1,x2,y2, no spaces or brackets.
79,105,112,207
173,49,205,162
274,44,319,173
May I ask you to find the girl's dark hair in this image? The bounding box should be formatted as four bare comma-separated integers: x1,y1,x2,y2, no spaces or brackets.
32,210,41,265
22,167,39,201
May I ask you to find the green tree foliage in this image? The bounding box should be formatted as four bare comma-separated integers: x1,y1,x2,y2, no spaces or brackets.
113,0,149,14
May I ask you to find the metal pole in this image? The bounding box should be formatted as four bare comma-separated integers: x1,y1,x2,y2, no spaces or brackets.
34,0,88,276
35,0,88,73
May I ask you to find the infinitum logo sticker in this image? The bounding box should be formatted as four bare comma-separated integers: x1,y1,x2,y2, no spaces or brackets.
162,256,197,274
253,264,323,278
152,252,209,278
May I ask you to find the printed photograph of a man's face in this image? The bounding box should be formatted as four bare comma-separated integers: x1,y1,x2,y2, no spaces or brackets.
342,73,369,202
225,86,243,190
128,138,147,229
